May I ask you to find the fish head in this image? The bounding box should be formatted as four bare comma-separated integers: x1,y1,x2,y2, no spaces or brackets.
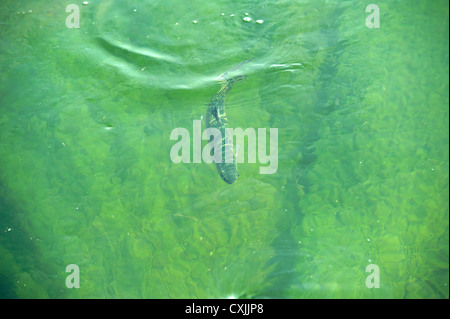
218,163,238,184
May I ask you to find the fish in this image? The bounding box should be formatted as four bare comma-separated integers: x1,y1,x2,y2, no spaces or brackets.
206,76,245,184
205,59,253,184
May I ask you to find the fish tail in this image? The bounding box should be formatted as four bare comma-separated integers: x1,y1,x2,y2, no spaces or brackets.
227,74,247,86
217,74,247,95
218,57,254,80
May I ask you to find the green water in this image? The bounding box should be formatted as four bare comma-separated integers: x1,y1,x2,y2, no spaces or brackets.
0,0,448,299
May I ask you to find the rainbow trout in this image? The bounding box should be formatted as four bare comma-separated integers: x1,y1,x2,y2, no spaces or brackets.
206,75,246,184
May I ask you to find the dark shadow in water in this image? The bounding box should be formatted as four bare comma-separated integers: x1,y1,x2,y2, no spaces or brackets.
247,3,351,298
0,181,66,298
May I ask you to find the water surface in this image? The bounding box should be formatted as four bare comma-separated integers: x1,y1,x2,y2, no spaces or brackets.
0,0,448,298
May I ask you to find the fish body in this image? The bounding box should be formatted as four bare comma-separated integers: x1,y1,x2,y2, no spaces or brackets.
206,75,246,184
